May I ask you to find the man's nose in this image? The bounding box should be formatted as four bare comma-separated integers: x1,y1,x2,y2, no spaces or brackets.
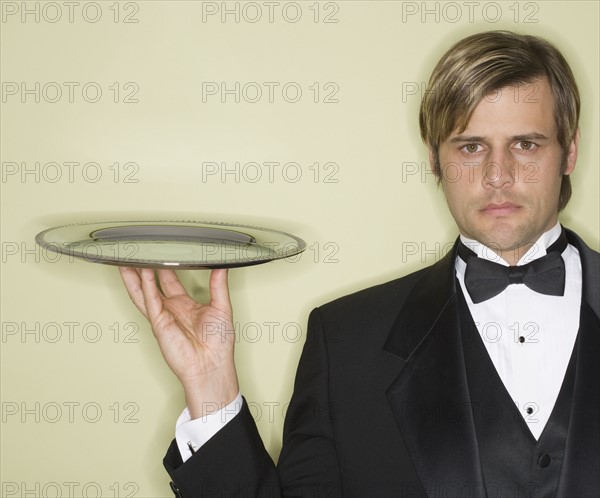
482,149,516,188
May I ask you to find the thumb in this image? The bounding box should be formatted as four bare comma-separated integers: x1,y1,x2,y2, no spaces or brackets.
209,268,232,314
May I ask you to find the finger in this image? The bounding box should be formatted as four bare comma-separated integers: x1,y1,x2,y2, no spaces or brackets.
156,269,189,299
118,266,149,319
209,269,232,313
138,268,166,322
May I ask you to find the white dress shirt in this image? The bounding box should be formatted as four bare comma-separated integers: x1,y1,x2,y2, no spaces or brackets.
456,222,581,439
176,223,582,461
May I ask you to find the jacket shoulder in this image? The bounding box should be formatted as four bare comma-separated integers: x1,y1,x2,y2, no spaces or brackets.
310,264,436,346
322,268,426,311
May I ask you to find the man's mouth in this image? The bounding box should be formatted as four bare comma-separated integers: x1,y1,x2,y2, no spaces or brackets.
480,202,521,216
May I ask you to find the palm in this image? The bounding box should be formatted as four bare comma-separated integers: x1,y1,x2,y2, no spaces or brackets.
119,267,234,386
152,293,234,383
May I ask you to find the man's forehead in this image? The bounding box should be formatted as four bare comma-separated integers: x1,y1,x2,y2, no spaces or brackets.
444,77,557,140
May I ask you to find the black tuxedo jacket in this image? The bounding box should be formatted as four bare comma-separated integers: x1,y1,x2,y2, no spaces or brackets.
164,229,600,497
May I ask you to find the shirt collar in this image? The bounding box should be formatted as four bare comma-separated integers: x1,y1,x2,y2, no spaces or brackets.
458,222,562,267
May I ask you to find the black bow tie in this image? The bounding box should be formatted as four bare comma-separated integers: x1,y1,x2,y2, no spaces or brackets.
458,230,568,304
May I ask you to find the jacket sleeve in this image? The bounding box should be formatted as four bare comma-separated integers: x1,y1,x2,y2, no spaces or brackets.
162,307,343,498
163,399,281,497
277,307,343,497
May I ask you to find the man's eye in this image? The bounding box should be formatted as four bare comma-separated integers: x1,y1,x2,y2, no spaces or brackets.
516,141,536,151
463,143,481,153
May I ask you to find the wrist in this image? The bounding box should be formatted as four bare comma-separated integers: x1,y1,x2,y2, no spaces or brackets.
183,370,239,419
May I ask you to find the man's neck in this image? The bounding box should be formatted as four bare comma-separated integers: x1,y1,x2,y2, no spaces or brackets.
496,247,531,266
460,223,562,267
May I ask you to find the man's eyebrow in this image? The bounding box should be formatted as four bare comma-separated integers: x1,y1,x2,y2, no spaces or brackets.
448,132,550,144
509,133,550,142
448,135,485,144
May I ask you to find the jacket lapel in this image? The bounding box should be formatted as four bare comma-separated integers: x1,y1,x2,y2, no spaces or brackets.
556,230,600,496
383,244,486,498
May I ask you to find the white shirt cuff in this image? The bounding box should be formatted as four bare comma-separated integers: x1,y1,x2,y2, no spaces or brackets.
175,392,243,463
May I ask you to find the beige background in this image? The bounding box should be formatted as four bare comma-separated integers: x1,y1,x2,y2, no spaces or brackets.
1,1,598,496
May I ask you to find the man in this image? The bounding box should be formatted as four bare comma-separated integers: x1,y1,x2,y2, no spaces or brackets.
119,31,599,497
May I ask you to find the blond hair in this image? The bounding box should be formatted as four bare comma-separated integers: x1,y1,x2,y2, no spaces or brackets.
419,31,580,210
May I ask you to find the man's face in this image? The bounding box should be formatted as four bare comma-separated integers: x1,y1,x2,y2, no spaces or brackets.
434,77,578,260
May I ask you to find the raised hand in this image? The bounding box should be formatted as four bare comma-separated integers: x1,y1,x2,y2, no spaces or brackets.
118,267,239,418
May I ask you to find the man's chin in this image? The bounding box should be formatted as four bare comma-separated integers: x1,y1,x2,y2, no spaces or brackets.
469,221,532,253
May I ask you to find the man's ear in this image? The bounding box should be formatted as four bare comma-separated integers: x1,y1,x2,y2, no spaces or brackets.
428,149,436,170
428,148,441,181
564,128,579,176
